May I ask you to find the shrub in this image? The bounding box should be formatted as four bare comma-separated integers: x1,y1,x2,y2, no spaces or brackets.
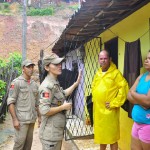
39,7,53,16
27,8,39,16
3,3,9,9
0,80,6,102
2,9,10,13
27,7,54,16
0,3,10,14
69,4,78,11
7,52,22,75
0,58,7,68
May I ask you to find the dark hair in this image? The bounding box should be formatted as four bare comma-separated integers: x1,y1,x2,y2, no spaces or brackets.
40,69,48,83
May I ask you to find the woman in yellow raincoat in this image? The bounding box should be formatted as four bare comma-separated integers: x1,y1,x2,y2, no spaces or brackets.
92,50,129,150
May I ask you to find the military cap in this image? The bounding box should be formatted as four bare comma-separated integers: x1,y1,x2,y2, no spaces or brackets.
22,59,35,67
43,53,64,66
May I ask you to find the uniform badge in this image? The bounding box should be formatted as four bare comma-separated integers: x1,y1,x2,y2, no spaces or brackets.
9,90,13,97
57,100,62,106
42,92,50,98
10,84,15,89
9,84,15,96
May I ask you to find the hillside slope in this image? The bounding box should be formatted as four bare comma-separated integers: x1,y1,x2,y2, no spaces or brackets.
0,3,75,65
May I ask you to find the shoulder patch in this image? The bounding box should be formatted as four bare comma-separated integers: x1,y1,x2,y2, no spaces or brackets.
10,84,15,89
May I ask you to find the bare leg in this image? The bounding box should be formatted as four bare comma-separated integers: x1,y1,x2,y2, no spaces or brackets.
141,141,150,150
100,144,107,150
110,142,118,150
131,136,143,150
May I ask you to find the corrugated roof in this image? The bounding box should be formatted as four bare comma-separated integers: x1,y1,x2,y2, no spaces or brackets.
52,0,150,56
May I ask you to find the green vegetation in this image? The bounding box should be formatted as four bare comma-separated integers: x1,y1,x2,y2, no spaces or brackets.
54,3,78,12
0,2,10,14
27,7,54,16
3,2,9,9
0,58,7,68
0,1,78,16
0,52,22,75
7,52,22,75
0,52,22,105
0,80,6,102
69,4,78,11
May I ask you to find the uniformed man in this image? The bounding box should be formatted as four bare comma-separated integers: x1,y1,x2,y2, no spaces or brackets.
39,53,81,150
7,59,41,150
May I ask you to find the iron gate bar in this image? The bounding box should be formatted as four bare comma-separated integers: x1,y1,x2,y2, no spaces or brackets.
63,35,101,140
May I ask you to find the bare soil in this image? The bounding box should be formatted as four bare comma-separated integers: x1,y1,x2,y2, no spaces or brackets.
0,2,74,65
0,113,78,150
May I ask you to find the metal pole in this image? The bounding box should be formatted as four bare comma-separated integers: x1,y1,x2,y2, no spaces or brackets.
22,0,27,61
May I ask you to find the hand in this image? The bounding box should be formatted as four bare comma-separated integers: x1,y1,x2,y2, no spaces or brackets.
142,106,149,110
13,118,20,130
62,101,72,110
130,90,137,99
130,90,134,95
128,91,135,101
105,102,110,109
74,69,82,87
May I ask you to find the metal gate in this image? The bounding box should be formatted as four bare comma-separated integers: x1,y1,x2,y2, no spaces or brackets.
60,35,101,140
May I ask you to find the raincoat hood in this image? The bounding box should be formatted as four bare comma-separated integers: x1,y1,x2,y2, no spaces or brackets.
99,62,116,74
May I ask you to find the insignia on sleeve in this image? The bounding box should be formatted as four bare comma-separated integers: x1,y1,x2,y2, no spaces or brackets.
57,100,62,106
9,90,13,97
10,84,15,89
42,92,50,98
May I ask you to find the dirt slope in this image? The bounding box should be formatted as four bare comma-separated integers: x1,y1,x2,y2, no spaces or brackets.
0,3,74,65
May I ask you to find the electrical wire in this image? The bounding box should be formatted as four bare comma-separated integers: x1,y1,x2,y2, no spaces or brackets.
107,28,150,44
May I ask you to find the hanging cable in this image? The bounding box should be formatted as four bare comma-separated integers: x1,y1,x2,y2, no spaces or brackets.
31,37,59,61
107,28,150,44
43,37,59,51
107,28,126,43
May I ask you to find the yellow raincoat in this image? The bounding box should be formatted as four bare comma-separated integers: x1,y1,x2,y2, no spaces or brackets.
91,62,128,144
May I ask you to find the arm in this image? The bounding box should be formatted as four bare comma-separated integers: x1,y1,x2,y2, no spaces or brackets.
35,84,41,127
64,69,81,97
7,81,20,130
109,71,129,109
8,104,20,130
91,71,98,102
36,106,41,128
130,90,150,108
91,73,97,94
45,101,72,116
127,75,141,104
39,88,72,117
127,74,150,108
